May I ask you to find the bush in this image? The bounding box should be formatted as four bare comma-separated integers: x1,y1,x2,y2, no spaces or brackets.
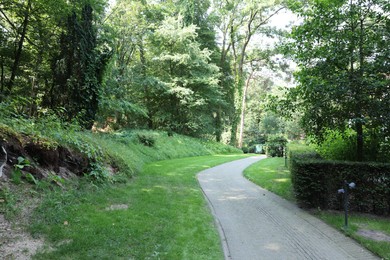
241,145,258,154
315,129,357,161
265,135,287,157
287,143,320,168
290,158,390,215
137,134,156,147
314,129,390,162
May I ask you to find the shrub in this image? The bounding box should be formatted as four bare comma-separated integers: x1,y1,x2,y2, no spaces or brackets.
315,129,357,161
287,143,320,167
265,135,287,157
241,145,258,154
137,134,156,147
290,158,390,215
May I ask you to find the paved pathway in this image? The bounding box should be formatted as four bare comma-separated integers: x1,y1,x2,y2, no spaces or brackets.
197,156,379,260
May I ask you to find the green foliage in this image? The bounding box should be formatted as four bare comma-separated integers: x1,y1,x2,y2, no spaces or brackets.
30,155,248,259
137,134,156,147
49,4,110,128
0,186,17,217
260,112,285,136
313,128,390,162
314,129,357,161
0,0,108,128
0,123,23,143
11,156,31,185
25,173,38,185
89,130,242,177
290,156,390,215
265,135,287,157
285,0,390,161
88,162,112,184
287,142,318,160
11,169,22,185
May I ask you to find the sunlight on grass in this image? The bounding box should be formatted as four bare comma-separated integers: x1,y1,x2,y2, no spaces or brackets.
274,178,289,183
243,157,294,201
31,154,248,259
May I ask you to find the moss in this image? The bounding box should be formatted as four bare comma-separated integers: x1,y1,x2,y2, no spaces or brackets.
29,135,58,150
0,123,23,143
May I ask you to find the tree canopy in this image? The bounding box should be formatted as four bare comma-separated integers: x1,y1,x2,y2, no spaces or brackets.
285,0,390,161
4,0,388,160
1,0,289,143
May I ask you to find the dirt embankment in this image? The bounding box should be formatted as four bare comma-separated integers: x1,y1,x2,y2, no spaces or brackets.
0,126,90,259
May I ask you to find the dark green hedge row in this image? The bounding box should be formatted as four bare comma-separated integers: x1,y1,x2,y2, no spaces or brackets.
291,158,390,215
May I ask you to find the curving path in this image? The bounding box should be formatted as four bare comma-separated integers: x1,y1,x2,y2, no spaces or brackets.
197,156,379,260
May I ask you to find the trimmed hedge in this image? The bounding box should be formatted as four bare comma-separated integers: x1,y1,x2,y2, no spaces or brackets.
287,143,320,169
291,158,390,215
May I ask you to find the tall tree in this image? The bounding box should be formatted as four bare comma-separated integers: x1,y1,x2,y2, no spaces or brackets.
213,0,284,146
49,3,110,128
150,15,221,136
286,0,390,161
0,0,108,125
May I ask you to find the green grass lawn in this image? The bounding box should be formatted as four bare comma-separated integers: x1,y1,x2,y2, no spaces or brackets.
314,211,390,260
244,157,294,201
243,157,390,260
30,154,250,259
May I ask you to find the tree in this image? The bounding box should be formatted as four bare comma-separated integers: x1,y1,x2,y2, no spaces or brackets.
149,15,221,136
48,3,110,128
212,0,284,146
0,0,109,127
286,0,390,161
98,0,150,129
102,0,229,137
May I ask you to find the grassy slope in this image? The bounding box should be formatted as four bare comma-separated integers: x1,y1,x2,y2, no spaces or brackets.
244,157,390,260
86,130,240,176
31,155,250,259
23,130,246,259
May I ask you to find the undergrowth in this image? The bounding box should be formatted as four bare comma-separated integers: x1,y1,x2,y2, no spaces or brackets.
1,113,240,181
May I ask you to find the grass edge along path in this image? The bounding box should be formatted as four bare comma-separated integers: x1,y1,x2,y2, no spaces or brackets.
244,157,295,202
31,154,251,259
243,157,390,260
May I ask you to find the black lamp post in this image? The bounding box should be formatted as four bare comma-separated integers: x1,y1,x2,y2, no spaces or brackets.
338,181,356,229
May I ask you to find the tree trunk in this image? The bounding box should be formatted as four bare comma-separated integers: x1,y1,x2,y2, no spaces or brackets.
238,72,253,148
230,114,239,146
8,0,31,93
139,42,153,129
356,121,363,161
215,108,222,142
0,57,4,99
356,17,365,162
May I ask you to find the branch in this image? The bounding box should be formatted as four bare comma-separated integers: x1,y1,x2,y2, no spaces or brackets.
0,8,37,47
253,6,285,33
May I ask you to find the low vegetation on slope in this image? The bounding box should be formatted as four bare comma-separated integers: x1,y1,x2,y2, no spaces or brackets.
31,155,249,259
0,114,241,184
0,116,242,258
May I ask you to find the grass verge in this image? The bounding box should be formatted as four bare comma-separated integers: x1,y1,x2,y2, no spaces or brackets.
243,157,390,260
30,154,250,259
314,211,390,260
244,157,294,201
